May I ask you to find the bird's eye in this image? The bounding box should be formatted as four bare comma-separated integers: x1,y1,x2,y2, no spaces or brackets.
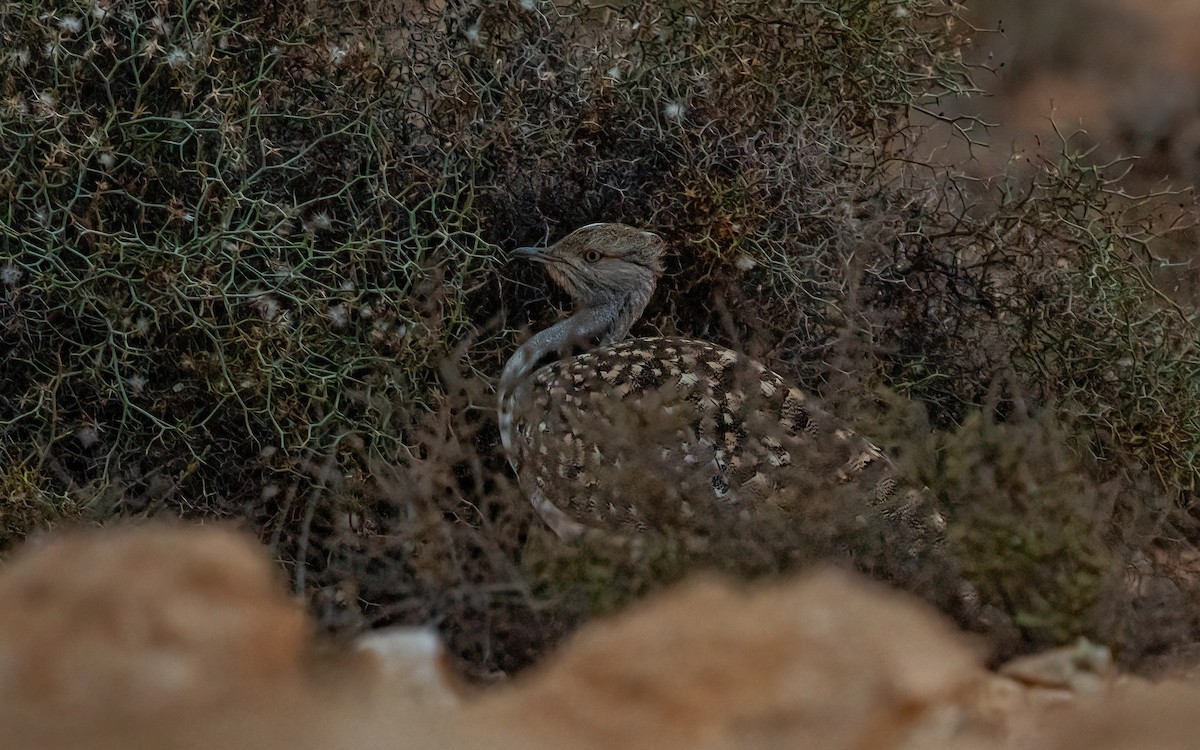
583,250,602,263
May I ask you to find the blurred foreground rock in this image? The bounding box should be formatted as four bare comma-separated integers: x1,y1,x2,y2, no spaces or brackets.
468,568,986,750
0,524,459,750
1,523,1199,749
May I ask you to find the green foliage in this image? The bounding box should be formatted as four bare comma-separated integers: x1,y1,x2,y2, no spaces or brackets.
916,409,1118,646
521,531,694,619
0,460,81,547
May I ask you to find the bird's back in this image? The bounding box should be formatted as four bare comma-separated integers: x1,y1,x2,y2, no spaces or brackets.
503,336,900,534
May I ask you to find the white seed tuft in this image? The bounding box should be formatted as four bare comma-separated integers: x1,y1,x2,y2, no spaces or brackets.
165,47,189,68
1,264,24,285
327,303,349,330
125,375,148,395
75,426,101,449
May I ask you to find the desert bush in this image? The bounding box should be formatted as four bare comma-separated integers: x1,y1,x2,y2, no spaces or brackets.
873,151,1200,500
0,0,505,547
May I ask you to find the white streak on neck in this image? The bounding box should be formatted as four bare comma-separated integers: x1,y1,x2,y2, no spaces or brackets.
497,302,623,463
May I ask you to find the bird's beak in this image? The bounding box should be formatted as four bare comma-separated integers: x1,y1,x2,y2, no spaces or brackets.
510,246,551,263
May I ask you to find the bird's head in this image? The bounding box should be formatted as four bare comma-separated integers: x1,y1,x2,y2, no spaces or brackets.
512,223,665,311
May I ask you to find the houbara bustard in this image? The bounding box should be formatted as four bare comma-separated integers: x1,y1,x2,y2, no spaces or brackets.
498,223,910,541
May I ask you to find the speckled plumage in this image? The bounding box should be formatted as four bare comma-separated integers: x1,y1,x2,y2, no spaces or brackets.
498,223,902,540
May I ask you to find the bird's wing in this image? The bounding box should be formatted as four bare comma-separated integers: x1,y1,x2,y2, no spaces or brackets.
509,337,902,534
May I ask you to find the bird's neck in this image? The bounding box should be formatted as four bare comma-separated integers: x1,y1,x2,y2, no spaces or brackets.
500,287,650,395
498,287,653,465
500,304,617,397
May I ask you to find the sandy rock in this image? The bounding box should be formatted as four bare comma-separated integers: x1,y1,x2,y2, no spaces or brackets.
469,567,992,750
1034,680,1200,750
998,638,1113,694
0,523,311,718
0,523,464,750
7,522,1200,750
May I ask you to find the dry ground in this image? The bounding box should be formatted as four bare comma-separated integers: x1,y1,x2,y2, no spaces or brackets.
928,0,1200,300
